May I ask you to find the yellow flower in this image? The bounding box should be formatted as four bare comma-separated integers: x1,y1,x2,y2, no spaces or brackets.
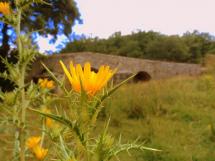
32,145,48,160
41,107,53,128
60,61,117,96
41,107,56,128
46,80,55,89
38,78,55,89
26,135,48,160
26,136,41,149
0,2,11,15
45,117,54,128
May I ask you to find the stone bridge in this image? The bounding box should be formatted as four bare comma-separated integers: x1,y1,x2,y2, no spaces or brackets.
29,52,202,82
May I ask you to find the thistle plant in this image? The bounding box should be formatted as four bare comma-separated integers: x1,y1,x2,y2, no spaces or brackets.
0,1,160,161
0,1,49,161
31,61,160,161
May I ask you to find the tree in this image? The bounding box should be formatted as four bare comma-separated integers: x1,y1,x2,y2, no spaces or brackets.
145,36,191,62
182,31,215,63
22,0,80,38
0,0,81,91
1,0,81,49
61,30,215,63
118,39,142,57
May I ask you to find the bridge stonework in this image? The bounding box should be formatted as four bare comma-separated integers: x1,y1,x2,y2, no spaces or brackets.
29,52,202,82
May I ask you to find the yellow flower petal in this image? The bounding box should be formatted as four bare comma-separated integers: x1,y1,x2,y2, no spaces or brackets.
46,80,54,89
46,118,54,128
84,62,91,79
60,60,74,85
69,61,77,78
26,136,41,149
69,61,81,92
38,78,43,84
0,2,11,15
38,78,55,89
76,64,84,85
60,61,116,96
33,146,48,160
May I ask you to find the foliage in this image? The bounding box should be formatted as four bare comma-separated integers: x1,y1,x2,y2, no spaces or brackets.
1,0,81,43
0,0,81,91
0,2,158,161
61,30,215,63
21,0,81,40
145,35,190,62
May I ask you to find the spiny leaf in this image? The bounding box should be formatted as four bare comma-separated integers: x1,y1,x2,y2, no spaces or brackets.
93,74,136,110
29,108,74,127
41,62,68,94
107,143,161,161
90,74,136,122
0,71,9,80
29,108,86,146
0,89,4,100
19,0,51,10
0,58,20,84
0,14,17,27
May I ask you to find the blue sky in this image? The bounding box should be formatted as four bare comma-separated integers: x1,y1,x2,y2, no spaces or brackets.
38,0,215,53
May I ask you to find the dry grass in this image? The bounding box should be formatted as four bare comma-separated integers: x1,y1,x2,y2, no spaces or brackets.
2,57,215,160
100,75,215,161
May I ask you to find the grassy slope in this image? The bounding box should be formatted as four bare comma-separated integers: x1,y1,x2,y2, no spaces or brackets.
1,76,215,161
98,75,215,161
2,55,215,161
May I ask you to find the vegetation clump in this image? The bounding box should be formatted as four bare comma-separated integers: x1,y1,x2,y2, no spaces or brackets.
61,30,215,63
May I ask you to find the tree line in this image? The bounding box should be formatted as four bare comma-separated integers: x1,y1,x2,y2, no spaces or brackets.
61,30,215,63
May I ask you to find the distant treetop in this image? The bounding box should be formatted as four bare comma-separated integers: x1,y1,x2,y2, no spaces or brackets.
60,30,215,64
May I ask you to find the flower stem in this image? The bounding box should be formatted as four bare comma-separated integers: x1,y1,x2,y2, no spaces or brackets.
16,8,26,161
40,118,45,147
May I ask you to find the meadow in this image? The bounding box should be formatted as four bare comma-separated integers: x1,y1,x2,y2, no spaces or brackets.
100,74,215,161
2,69,215,161
2,54,215,161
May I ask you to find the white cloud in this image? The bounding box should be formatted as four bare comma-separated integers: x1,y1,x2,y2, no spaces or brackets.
37,36,55,53
36,35,68,53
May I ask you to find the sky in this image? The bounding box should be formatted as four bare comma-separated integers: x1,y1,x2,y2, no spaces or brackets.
38,0,215,53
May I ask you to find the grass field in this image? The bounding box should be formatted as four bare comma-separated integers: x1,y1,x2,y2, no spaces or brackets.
1,75,215,161
98,74,215,161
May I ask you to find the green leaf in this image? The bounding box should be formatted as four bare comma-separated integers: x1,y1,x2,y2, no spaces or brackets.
107,142,162,161
29,108,86,146
90,74,136,121
41,63,68,94
95,74,136,109
0,90,4,100
29,108,74,127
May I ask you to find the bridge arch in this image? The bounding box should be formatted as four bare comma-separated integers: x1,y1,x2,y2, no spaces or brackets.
133,71,151,82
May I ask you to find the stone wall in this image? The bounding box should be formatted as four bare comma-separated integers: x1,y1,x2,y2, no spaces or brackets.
28,52,202,82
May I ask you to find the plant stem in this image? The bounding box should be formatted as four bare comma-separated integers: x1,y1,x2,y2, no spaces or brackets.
19,67,26,161
40,118,45,147
16,10,22,56
16,8,26,161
